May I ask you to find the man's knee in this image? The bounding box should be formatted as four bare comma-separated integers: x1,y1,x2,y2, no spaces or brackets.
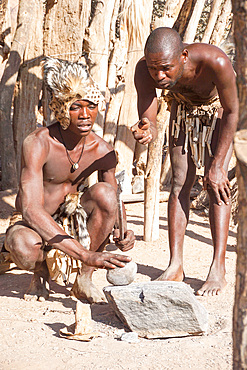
207,186,230,205
170,176,193,198
171,178,183,197
5,226,44,267
88,182,117,214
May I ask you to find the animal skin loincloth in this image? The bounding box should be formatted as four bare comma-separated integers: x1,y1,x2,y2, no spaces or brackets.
1,191,90,285
164,91,222,169
46,191,90,285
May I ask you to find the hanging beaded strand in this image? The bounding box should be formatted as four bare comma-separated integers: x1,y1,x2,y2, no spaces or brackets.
58,125,85,172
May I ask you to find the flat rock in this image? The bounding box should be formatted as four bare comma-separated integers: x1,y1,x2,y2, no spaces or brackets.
106,261,137,286
104,281,208,338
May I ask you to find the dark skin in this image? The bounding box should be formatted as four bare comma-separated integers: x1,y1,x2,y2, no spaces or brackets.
132,36,238,296
5,100,135,303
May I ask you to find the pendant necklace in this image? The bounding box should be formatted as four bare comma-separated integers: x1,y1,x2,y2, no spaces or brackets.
59,126,85,172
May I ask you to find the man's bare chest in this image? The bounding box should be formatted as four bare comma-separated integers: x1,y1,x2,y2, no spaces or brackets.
43,143,101,186
170,68,217,103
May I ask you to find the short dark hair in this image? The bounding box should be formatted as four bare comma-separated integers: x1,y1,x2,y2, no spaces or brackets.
144,27,184,60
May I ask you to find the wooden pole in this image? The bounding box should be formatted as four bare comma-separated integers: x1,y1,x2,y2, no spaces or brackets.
0,0,37,190
84,0,116,139
174,0,194,37
0,0,19,81
201,0,223,43
183,0,206,43
12,0,43,180
83,0,116,187
114,0,154,194
103,4,127,146
0,0,11,66
152,0,186,29
210,0,232,46
232,1,247,368
144,100,169,241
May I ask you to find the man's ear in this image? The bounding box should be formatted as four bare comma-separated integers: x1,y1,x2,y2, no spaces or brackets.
181,49,188,63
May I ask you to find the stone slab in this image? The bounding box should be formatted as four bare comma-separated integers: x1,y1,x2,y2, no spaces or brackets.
104,281,208,338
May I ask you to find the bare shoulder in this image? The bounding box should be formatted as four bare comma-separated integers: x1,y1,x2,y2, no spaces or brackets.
89,131,116,156
188,43,234,72
23,126,50,147
22,126,51,160
188,43,227,57
88,132,117,171
135,56,148,77
135,56,157,91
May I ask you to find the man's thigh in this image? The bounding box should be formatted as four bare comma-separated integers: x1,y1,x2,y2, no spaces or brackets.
169,101,196,188
204,110,233,173
80,182,117,215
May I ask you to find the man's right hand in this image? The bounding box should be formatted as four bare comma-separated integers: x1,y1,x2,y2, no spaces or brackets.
203,161,231,205
83,250,131,269
113,229,135,252
131,117,153,145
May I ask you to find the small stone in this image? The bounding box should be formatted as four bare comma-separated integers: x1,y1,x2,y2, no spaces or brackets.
106,261,137,286
38,296,45,302
132,175,144,194
120,332,139,343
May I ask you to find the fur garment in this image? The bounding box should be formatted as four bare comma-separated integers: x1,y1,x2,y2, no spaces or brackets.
47,191,91,285
43,57,105,129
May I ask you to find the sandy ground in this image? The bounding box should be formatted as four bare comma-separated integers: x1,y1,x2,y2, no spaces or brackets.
0,188,237,370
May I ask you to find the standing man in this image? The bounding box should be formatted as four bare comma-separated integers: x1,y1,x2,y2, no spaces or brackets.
4,57,135,303
131,27,238,296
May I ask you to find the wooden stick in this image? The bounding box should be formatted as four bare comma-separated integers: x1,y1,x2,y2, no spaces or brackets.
184,121,189,153
205,111,218,157
199,131,203,167
144,100,169,241
171,119,175,136
202,126,207,167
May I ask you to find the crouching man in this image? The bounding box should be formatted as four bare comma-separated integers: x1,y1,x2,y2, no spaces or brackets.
4,57,135,303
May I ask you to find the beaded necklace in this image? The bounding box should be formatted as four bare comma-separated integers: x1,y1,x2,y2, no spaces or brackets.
59,125,85,172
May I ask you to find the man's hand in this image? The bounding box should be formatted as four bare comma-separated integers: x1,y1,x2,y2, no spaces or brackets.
83,250,132,269
113,229,135,252
131,117,153,145
203,162,231,205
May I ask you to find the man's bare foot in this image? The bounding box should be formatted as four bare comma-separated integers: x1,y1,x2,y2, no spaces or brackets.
24,273,50,302
155,265,184,282
71,272,107,304
196,268,227,296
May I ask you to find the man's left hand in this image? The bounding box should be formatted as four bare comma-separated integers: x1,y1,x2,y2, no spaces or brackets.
113,229,135,252
203,162,231,205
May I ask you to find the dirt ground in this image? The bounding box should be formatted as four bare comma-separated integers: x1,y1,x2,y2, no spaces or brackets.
0,188,237,370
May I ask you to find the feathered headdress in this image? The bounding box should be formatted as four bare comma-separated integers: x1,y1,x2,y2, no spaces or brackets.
43,57,105,129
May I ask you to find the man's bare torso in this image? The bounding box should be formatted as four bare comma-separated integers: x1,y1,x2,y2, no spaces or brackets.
16,123,116,215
